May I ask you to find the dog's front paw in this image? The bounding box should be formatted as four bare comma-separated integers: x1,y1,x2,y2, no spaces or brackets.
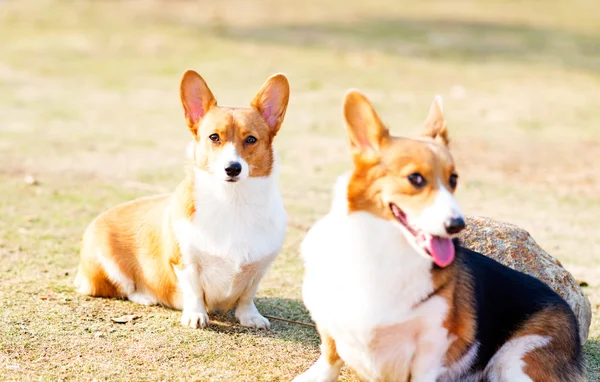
237,312,270,329
181,311,210,329
293,357,342,382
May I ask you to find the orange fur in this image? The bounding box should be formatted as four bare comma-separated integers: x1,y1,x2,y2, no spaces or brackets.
343,90,457,227
183,71,289,178
341,92,480,378
190,107,279,177
517,307,585,382
75,71,289,314
318,326,341,366
421,95,449,146
370,318,424,381
76,192,182,305
436,266,477,366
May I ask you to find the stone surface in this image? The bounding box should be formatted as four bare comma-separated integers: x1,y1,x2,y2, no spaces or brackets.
459,216,592,344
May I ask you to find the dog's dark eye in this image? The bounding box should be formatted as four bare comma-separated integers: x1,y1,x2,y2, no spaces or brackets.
245,136,257,144
408,173,426,188
449,174,458,189
209,133,220,143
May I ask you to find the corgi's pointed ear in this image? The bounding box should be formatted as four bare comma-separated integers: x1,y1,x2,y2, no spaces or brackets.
251,74,290,136
343,90,389,159
180,70,217,136
422,95,449,146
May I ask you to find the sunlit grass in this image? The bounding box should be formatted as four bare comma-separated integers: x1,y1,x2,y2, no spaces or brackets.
0,0,598,380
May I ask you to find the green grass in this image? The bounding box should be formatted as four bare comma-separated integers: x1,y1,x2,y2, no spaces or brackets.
0,0,599,380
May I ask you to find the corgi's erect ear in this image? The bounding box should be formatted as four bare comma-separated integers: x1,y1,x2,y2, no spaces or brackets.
180,70,217,136
343,90,389,159
422,95,449,146
251,74,290,137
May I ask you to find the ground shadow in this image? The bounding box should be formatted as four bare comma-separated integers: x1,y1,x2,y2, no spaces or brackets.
203,16,600,74
258,296,319,345
202,297,319,347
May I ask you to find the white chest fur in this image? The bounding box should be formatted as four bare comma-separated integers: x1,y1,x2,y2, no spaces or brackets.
173,167,286,311
300,176,452,380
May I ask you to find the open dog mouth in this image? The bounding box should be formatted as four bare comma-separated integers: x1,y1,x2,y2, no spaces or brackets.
389,203,455,267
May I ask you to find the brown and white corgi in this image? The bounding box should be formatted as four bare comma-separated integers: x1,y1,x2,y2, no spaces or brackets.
75,70,290,329
294,91,584,381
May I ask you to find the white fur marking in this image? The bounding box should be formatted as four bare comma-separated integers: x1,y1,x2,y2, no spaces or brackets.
235,300,270,329
485,335,551,382
438,342,480,382
185,141,194,160
97,250,134,295
293,355,343,382
175,264,210,328
74,272,93,295
209,142,250,181
234,270,271,329
172,157,286,317
330,172,351,213
128,291,158,306
416,183,464,237
176,167,286,265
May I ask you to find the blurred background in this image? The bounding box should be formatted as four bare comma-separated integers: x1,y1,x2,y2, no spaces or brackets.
0,0,599,380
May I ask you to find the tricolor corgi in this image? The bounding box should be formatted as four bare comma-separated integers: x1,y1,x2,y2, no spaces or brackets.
294,91,584,381
75,70,290,329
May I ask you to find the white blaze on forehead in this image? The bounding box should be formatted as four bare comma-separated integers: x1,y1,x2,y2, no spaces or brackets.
220,142,241,163
415,181,464,237
210,142,250,180
438,185,463,219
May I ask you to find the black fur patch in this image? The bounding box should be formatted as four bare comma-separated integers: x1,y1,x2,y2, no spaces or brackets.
452,241,580,371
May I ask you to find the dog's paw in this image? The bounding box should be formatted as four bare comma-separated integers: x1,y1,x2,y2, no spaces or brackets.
237,312,270,329
293,357,342,382
181,311,210,329
127,292,157,306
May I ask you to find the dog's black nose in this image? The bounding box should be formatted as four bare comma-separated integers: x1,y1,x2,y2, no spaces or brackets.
444,217,465,234
225,162,242,177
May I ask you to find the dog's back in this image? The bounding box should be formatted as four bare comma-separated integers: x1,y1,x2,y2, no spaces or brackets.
440,244,584,381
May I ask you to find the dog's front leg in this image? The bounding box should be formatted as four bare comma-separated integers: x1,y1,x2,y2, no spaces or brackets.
234,271,270,329
293,327,343,382
175,263,210,328
409,326,449,382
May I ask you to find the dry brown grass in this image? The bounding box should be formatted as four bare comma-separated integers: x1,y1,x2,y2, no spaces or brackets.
0,0,598,380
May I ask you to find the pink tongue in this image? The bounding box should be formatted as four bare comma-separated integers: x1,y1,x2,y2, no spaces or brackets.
416,233,455,267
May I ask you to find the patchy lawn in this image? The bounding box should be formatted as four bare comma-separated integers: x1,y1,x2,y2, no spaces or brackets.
0,0,598,380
